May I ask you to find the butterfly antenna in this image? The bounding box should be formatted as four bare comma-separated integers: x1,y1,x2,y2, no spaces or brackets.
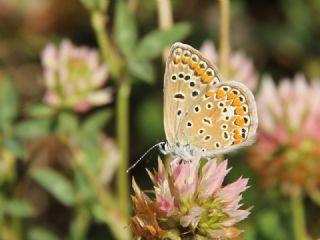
126,142,165,173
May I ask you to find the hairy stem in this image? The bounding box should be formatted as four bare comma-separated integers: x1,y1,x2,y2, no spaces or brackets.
290,192,308,240
219,0,230,79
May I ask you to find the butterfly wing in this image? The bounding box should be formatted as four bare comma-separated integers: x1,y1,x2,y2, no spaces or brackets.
163,43,223,147
177,80,258,156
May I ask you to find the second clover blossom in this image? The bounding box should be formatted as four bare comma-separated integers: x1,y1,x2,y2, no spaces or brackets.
200,40,258,91
248,74,320,197
41,39,112,112
131,158,250,239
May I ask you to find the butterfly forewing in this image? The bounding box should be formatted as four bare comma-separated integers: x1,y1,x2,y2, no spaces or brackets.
164,43,223,147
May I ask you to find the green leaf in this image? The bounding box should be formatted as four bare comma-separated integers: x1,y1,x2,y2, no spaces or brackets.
28,227,60,240
5,199,35,217
58,111,79,134
115,0,138,57
128,60,155,83
28,103,55,118
0,78,19,127
135,22,191,60
3,138,25,158
82,110,112,136
31,168,75,206
15,119,52,140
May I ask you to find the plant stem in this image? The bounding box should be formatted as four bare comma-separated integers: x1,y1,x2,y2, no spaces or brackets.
157,0,173,60
91,11,123,77
116,78,131,223
290,193,308,240
219,0,230,79
76,154,130,239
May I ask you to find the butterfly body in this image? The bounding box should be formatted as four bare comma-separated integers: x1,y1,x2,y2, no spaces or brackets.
163,43,258,161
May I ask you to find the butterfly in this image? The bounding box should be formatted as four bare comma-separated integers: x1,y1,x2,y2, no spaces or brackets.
160,42,258,162
127,42,258,172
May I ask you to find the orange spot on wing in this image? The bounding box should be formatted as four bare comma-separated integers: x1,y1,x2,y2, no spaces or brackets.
235,118,245,126
233,139,241,144
205,91,214,97
195,65,205,75
227,92,237,100
231,97,242,106
235,106,245,115
182,57,189,64
189,61,196,69
201,73,213,83
216,89,226,99
173,57,180,64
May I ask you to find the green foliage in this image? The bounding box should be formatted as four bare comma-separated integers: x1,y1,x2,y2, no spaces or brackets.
134,23,191,60
127,60,155,83
0,78,18,131
82,110,112,137
115,0,138,58
30,168,75,207
28,227,60,240
28,103,56,118
3,199,35,218
15,119,52,140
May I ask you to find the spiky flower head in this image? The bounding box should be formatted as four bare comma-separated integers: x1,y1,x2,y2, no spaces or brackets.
248,74,320,197
200,40,258,91
131,158,250,239
41,39,111,112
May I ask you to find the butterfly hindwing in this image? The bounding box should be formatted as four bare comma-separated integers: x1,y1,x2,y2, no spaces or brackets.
177,81,258,156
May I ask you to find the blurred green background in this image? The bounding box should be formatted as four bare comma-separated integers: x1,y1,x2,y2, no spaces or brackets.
0,0,320,239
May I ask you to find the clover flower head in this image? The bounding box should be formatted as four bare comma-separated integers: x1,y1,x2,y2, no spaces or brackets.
248,74,320,196
131,158,250,239
41,39,111,112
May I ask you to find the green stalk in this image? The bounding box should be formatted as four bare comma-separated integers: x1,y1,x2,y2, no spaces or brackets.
116,78,131,222
290,193,308,240
218,0,230,79
91,11,123,77
76,154,130,239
